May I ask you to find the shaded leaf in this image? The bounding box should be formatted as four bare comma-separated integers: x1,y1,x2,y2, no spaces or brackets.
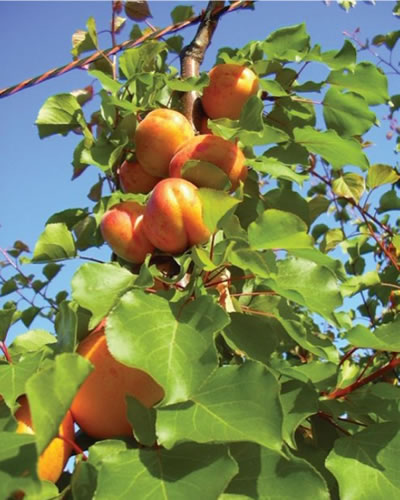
346,317,400,352
198,188,241,233
125,0,152,21
95,443,237,500
326,423,400,499
171,5,194,24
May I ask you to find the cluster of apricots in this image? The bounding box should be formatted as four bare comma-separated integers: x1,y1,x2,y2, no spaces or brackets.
100,63,259,264
12,64,258,488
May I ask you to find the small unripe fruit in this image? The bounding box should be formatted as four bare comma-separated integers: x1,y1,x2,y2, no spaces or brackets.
15,396,74,483
201,63,259,120
100,201,154,263
119,159,162,194
135,109,195,177
143,178,211,254
71,321,164,439
169,134,248,191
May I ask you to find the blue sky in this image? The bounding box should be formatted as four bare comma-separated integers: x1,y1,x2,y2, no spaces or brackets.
1,0,399,342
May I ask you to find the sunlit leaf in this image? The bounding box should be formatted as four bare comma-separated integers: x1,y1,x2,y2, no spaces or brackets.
32,223,76,262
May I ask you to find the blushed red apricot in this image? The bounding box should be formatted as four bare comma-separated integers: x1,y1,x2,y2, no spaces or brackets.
142,178,211,254
169,134,248,190
119,159,162,194
201,63,259,120
135,109,195,177
100,201,154,263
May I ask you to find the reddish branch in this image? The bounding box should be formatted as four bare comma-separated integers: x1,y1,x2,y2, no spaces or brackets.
58,434,88,461
326,354,400,399
0,341,12,363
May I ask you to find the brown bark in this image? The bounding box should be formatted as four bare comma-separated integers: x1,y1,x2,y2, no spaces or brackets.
180,1,221,130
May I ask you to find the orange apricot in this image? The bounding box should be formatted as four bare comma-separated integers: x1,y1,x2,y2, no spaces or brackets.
70,321,164,439
119,159,162,194
135,109,195,177
100,201,154,264
15,396,74,483
169,134,248,190
201,63,259,120
142,178,211,254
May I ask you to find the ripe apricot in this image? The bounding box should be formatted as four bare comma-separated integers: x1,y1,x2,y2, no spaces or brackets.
201,63,259,120
100,201,154,264
169,134,248,190
15,396,74,483
119,159,162,194
70,321,164,439
142,178,211,254
135,109,195,177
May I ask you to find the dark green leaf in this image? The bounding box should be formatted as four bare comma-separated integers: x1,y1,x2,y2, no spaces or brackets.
171,5,194,24
126,396,156,447
125,1,152,21
95,443,237,500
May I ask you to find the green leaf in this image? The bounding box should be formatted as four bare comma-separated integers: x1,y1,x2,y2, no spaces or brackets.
327,62,389,105
247,157,308,185
367,164,400,189
198,188,241,233
259,78,288,96
171,5,194,24
71,17,98,58
181,160,231,191
0,306,16,341
125,0,152,21
239,95,264,132
378,190,400,213
229,242,277,278
165,73,209,92
372,30,400,50
224,313,284,365
95,443,237,500
89,69,122,93
326,423,400,499
10,329,56,354
280,380,319,448
157,361,283,451
248,209,313,250
0,351,44,411
225,442,330,500
42,262,62,281
36,94,92,142
263,23,310,61
346,317,400,352
323,88,376,136
71,263,135,329
107,292,229,405
266,257,342,322
293,126,369,170
32,223,76,262
332,173,365,203
26,352,92,453
316,40,357,70
341,270,380,297
126,396,156,447
55,301,77,352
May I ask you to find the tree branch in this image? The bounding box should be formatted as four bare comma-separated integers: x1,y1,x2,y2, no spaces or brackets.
180,1,221,129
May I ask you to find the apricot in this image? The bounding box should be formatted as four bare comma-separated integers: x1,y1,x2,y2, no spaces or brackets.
15,396,74,483
201,63,259,120
142,178,211,254
100,201,154,264
70,321,164,439
119,159,162,194
135,109,195,177
169,134,248,190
